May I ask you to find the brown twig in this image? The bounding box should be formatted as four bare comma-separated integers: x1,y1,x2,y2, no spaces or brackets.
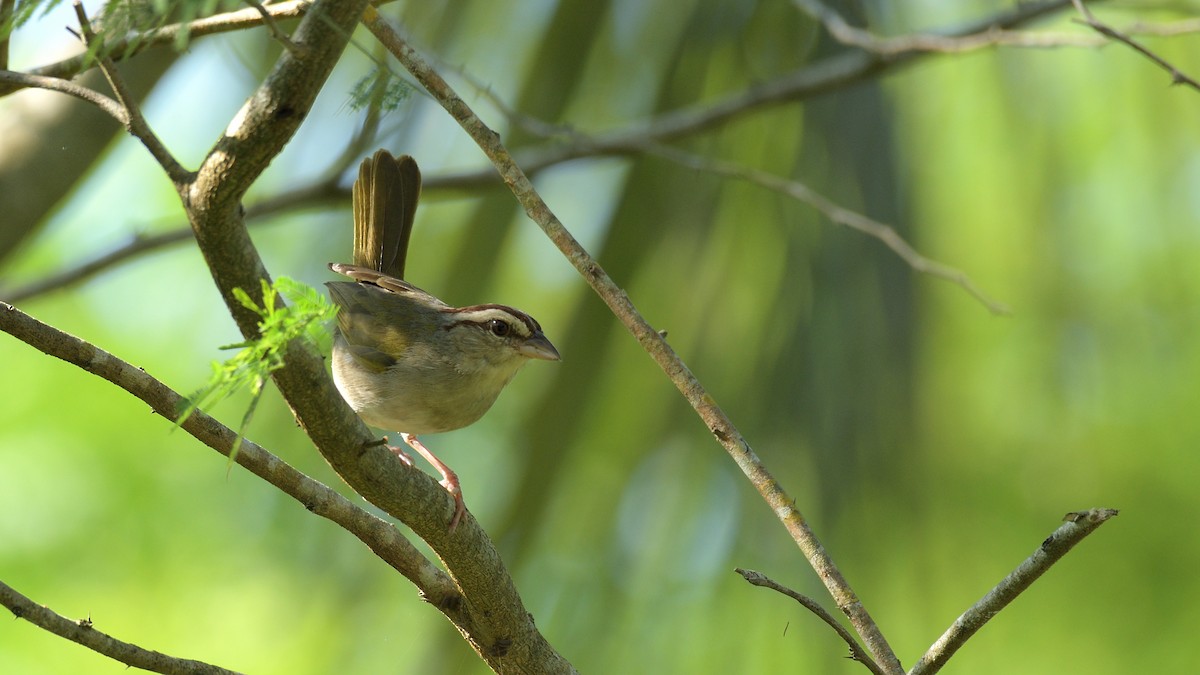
363,10,905,675
71,1,189,183
644,145,1010,315
735,568,887,675
1070,0,1200,91
241,0,304,56
790,0,1092,55
909,508,1120,675
0,69,126,120
0,580,243,675
1,175,344,304
1,0,311,97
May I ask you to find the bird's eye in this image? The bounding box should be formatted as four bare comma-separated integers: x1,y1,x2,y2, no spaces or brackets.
487,319,511,337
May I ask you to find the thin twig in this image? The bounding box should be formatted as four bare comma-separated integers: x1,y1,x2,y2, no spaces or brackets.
1,174,344,304
0,69,126,121
71,1,189,183
790,0,1085,55
909,508,1120,675
0,580,242,675
644,145,1010,315
1070,0,1200,91
241,0,304,56
363,11,905,675
735,569,887,675
1,0,312,97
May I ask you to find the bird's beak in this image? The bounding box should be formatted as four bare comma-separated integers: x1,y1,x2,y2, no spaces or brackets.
520,334,561,361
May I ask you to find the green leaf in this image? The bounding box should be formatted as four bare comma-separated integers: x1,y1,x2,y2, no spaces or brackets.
177,277,337,461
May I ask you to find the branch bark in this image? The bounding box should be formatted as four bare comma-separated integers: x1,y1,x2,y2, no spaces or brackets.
0,579,241,675
910,508,1120,675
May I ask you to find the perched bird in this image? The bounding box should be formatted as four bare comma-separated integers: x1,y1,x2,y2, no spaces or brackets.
326,151,559,531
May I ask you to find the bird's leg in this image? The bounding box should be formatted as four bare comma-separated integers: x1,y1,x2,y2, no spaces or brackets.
401,432,465,532
377,437,415,467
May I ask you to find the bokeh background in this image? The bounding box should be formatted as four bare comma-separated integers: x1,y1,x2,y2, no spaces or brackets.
2,1,1199,673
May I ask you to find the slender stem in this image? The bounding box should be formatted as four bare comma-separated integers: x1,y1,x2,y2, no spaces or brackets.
736,569,888,675
70,2,190,183
363,11,905,674
0,580,241,675
909,508,1120,675
0,69,126,121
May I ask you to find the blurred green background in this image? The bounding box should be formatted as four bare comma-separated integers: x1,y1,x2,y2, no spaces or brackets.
2,1,1199,673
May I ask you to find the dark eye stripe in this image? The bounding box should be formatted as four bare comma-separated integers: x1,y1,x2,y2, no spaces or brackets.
445,304,541,336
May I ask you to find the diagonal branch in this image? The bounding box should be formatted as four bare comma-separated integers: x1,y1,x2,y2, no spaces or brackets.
0,301,458,600
643,145,1010,314
909,508,1120,675
71,1,189,183
0,580,243,675
363,11,904,675
168,0,572,670
1070,0,1200,91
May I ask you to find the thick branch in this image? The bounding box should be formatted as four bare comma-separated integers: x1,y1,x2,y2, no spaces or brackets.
909,508,1120,675
364,11,903,675
170,0,571,670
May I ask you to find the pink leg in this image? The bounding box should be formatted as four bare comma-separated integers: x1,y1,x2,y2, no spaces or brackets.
401,433,465,532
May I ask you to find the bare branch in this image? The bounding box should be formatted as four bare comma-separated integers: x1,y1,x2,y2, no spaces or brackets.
910,508,1120,675
71,1,189,183
644,145,1010,315
0,580,242,675
735,568,887,675
791,0,1081,55
241,0,304,56
363,10,904,675
0,69,126,122
0,301,458,600
0,0,311,97
1070,0,1200,91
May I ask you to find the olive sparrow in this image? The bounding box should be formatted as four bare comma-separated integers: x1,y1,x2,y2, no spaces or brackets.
326,151,560,531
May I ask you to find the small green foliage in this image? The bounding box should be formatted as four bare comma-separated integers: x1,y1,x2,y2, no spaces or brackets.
349,67,413,114
177,277,338,459
7,0,65,34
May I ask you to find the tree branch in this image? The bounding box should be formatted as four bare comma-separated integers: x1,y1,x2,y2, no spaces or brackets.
0,580,243,675
71,2,189,183
1070,0,1200,91
909,508,1120,675
790,0,1088,55
363,10,904,675
167,0,572,670
0,69,126,122
0,301,458,600
0,0,314,97
650,145,1009,314
735,568,887,675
